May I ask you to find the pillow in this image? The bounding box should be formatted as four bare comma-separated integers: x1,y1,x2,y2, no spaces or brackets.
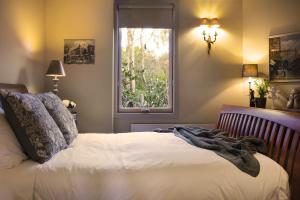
0,108,27,169
1,91,67,163
37,93,78,145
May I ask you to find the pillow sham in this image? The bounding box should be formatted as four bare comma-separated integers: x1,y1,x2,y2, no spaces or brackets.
37,93,78,145
0,108,27,169
0,91,67,163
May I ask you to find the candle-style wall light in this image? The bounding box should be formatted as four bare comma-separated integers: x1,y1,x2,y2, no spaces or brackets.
199,18,220,55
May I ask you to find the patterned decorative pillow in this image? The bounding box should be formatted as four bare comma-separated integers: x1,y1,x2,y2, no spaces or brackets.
0,91,67,163
37,93,78,145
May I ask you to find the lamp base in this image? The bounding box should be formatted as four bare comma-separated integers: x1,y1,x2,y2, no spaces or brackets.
52,77,59,95
249,83,255,107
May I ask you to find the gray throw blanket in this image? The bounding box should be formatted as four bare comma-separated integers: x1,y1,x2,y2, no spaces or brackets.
169,127,267,177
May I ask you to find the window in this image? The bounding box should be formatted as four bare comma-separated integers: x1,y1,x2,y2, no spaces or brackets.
115,3,175,113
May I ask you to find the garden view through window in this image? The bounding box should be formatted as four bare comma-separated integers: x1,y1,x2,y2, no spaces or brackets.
119,28,173,112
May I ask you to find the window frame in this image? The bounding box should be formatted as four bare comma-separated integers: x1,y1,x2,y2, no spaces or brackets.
114,3,176,114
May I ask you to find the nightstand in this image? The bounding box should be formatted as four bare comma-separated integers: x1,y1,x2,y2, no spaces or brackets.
71,112,78,127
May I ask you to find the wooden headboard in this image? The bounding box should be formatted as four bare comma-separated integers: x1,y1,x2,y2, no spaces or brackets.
217,105,300,200
0,83,28,107
0,83,28,93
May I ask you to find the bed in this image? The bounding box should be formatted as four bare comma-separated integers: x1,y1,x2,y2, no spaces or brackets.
0,83,299,200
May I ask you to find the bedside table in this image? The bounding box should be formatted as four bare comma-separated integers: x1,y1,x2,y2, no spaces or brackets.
71,112,78,127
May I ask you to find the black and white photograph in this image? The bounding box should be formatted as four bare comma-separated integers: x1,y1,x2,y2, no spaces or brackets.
64,39,95,64
269,32,300,82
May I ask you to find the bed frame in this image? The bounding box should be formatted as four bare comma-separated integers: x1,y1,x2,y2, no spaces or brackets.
1,83,299,199
218,105,300,200
0,83,28,108
0,83,28,93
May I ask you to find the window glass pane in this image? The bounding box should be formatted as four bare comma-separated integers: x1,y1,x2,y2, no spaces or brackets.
119,28,171,109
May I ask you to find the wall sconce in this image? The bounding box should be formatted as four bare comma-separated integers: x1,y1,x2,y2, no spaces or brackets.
200,18,220,55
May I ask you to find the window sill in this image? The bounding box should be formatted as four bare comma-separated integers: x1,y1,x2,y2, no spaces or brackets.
114,111,177,119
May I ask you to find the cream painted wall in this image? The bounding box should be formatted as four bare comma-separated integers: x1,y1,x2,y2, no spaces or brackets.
45,0,300,132
114,0,247,132
45,0,114,132
1,0,298,133
0,0,45,92
243,0,300,109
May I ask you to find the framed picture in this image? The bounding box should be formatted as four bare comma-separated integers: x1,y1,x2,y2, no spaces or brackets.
269,32,300,82
64,39,95,64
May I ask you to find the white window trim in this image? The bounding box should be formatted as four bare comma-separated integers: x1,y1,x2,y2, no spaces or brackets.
114,2,176,115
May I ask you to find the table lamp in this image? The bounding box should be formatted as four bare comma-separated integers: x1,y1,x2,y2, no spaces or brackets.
46,60,66,94
242,64,258,107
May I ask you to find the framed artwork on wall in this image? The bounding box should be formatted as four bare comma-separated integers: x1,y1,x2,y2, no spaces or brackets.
269,32,300,82
64,39,95,64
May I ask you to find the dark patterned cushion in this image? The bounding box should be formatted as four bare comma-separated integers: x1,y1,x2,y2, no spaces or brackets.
37,93,78,145
0,91,67,163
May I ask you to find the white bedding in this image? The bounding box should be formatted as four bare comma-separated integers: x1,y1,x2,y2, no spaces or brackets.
0,132,290,200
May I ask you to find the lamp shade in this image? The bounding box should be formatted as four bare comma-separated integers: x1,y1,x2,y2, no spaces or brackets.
210,18,220,28
200,18,220,28
46,60,66,77
200,18,210,27
242,64,258,77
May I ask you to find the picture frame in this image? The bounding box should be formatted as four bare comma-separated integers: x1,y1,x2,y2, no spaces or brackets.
64,39,95,64
269,32,300,82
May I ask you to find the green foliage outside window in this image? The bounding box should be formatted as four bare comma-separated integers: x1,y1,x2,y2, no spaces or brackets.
120,28,170,109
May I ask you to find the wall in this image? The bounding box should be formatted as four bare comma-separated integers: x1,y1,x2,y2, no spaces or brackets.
0,0,45,92
243,0,300,109
48,0,300,132
114,0,246,132
4,0,295,133
1,0,298,133
45,0,114,132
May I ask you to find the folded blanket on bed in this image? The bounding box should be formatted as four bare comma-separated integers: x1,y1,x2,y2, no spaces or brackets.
171,127,267,177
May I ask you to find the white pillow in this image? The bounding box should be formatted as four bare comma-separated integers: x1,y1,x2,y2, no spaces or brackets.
0,108,27,169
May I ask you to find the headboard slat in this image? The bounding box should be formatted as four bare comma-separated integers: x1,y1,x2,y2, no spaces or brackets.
236,114,245,137
273,126,286,162
240,115,248,137
268,123,279,157
258,119,267,139
253,118,262,137
280,129,293,167
272,126,286,162
287,133,299,175
249,117,257,136
264,121,273,144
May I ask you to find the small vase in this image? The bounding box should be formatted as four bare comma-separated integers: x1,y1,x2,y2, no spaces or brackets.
255,97,267,108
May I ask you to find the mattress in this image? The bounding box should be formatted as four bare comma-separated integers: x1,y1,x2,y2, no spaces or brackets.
0,132,290,200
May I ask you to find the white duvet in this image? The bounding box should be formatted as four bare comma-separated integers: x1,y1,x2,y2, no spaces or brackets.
0,132,289,200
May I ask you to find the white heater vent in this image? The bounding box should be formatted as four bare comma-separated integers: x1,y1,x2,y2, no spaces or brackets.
131,124,215,132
